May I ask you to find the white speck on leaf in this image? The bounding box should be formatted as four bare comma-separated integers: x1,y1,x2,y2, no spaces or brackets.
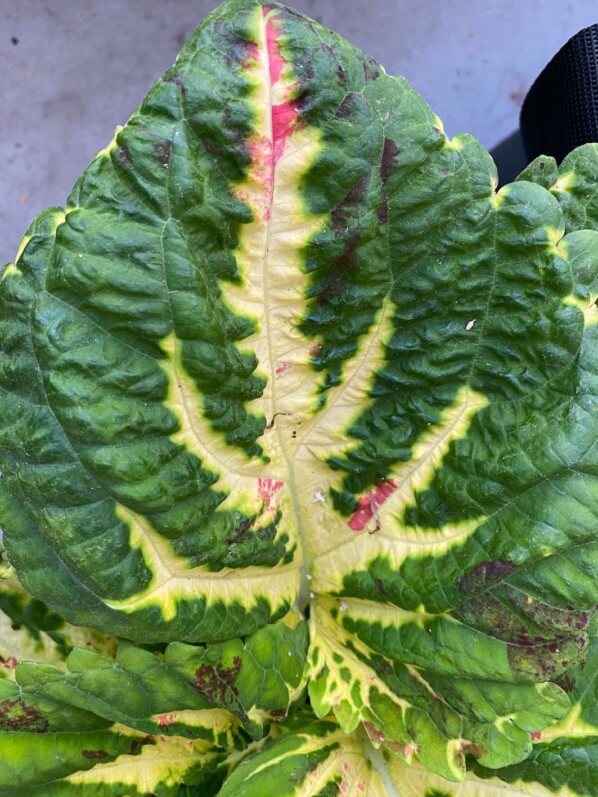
466,319,476,331
340,601,348,612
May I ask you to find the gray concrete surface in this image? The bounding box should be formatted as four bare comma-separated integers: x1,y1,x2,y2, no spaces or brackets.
1,0,596,265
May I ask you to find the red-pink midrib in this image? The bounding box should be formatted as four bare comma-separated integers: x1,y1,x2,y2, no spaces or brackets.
264,7,299,192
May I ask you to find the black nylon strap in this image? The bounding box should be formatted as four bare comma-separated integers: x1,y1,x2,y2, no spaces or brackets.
521,23,598,162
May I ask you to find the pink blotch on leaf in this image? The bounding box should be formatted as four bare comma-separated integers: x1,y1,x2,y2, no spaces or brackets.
275,360,291,376
258,478,284,510
157,713,177,727
348,480,397,531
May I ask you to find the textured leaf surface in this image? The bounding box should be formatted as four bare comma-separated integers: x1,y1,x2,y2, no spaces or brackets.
0,626,244,796
0,0,597,781
2,613,306,739
395,632,598,795
518,143,598,234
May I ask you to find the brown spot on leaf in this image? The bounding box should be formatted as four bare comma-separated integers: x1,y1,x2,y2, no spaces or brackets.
334,92,360,121
459,559,516,592
192,656,242,707
317,172,371,304
154,140,172,167
380,138,399,185
554,672,575,693
223,32,257,67
82,749,108,760
317,230,360,304
461,740,483,759
0,699,48,733
164,75,185,96
228,517,255,545
377,194,388,224
508,634,588,681
361,55,381,80
362,720,385,745
376,140,398,224
116,146,131,168
268,708,287,722
331,174,370,230
362,721,405,754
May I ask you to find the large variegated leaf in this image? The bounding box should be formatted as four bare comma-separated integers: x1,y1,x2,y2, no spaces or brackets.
0,0,597,781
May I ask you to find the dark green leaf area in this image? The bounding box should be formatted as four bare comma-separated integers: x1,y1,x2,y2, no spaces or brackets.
292,14,394,402
519,143,598,233
341,553,591,687
61,2,270,456
0,209,291,639
472,736,598,796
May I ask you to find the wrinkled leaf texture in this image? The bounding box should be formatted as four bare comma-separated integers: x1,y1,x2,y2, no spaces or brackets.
0,0,596,790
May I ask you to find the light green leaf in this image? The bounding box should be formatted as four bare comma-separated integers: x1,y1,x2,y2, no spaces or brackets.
218,716,402,797
386,635,598,795
0,731,230,797
4,613,307,740
0,573,116,678
383,746,598,796
0,0,596,781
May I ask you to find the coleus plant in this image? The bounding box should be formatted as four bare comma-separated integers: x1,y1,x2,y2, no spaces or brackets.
0,0,596,793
